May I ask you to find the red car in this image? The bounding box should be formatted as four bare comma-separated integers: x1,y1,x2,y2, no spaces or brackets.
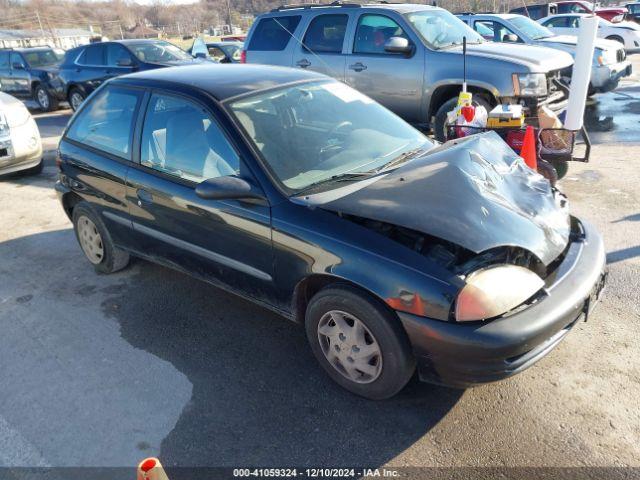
511,1,626,22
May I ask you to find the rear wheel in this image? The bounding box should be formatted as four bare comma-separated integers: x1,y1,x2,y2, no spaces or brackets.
305,285,415,400
68,88,85,111
433,95,493,142
35,85,58,112
72,202,129,274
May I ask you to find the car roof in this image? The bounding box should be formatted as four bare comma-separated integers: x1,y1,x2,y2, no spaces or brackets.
113,64,328,101
458,13,520,19
541,12,591,17
267,2,438,15
4,46,53,52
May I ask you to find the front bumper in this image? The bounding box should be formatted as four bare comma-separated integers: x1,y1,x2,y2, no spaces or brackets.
591,61,632,92
0,117,43,175
398,218,606,388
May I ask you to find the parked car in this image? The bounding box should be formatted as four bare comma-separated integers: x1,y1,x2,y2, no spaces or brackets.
58,39,204,111
55,64,606,399
511,1,626,22
0,47,66,111
626,2,640,22
189,40,244,63
242,3,574,140
539,13,640,52
0,92,42,176
458,13,631,94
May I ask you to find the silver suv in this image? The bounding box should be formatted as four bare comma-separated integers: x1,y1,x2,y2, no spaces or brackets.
243,2,574,139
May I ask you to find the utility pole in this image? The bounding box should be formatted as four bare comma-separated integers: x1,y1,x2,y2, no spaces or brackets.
226,0,233,34
35,11,45,40
119,22,124,40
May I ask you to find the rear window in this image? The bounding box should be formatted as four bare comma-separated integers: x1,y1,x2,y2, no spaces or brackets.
248,15,301,51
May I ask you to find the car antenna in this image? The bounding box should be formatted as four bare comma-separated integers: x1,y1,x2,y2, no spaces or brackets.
463,36,467,93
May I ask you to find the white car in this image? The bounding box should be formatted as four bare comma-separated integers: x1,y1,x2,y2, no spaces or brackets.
539,13,640,52
0,92,43,176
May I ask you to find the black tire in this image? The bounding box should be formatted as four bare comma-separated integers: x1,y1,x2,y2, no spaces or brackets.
551,159,569,179
606,35,624,45
72,202,130,274
305,285,415,400
34,85,58,112
433,95,494,142
68,88,86,111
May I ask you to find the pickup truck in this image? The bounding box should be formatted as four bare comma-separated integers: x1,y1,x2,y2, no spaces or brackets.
243,2,574,140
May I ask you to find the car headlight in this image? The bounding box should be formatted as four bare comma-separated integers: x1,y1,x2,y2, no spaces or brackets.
0,112,9,138
596,48,618,65
512,73,547,97
455,265,544,322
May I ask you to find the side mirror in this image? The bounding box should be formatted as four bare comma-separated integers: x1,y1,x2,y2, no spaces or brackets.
116,57,134,67
195,176,266,202
504,33,520,43
12,62,25,70
384,36,414,56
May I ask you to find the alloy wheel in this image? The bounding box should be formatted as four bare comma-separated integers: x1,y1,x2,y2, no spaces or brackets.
37,89,49,110
317,310,383,384
77,215,104,265
71,92,83,110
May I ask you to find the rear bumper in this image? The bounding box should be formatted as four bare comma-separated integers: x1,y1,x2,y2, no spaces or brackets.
398,217,606,388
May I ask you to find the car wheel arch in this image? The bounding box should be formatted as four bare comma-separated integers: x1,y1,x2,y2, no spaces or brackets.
61,191,84,220
292,274,399,326
428,84,497,121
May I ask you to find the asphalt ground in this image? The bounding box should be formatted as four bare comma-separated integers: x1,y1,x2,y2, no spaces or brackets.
1,57,639,473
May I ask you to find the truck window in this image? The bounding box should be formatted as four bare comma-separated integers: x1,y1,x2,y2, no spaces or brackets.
248,16,302,51
353,14,409,54
303,14,348,53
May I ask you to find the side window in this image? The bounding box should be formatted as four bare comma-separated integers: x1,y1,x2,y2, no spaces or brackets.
140,94,239,183
0,52,9,69
545,17,569,27
354,14,409,55
10,53,25,68
568,16,581,28
303,14,348,53
527,6,542,18
66,86,141,159
478,21,521,42
474,21,496,40
107,44,132,66
83,45,106,65
248,16,302,51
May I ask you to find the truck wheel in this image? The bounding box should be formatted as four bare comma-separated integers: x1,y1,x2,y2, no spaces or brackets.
35,85,58,112
69,88,86,111
433,95,493,142
305,285,415,400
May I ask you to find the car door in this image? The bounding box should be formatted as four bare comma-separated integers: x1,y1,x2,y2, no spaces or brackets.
542,16,574,35
292,13,349,79
105,43,138,79
75,44,109,95
60,84,143,246
0,51,12,93
344,13,424,123
9,53,31,98
125,91,275,302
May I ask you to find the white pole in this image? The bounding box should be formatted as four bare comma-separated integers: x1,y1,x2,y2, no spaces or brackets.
564,15,599,131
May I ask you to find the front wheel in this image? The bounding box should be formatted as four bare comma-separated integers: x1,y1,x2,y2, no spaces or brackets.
305,286,415,400
35,85,58,112
433,95,493,142
68,88,86,111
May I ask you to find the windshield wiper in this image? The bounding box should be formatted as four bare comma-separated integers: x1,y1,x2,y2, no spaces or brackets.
374,147,425,173
293,171,375,196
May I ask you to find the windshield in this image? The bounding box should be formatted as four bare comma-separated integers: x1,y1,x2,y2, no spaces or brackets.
23,49,59,67
128,41,193,63
510,16,555,39
406,10,483,49
228,81,433,194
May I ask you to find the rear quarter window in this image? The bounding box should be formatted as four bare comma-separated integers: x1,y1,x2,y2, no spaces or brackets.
248,15,302,51
66,86,141,159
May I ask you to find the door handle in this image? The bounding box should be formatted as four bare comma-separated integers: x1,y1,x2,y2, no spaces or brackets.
349,62,367,72
296,59,311,68
136,189,153,206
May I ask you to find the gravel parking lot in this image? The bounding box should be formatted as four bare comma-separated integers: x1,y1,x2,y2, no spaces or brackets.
1,58,639,471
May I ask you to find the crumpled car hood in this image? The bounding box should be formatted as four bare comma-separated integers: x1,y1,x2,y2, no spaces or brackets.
303,132,570,266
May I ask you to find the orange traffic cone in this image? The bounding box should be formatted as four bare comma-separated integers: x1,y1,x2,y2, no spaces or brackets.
137,457,170,480
520,125,537,171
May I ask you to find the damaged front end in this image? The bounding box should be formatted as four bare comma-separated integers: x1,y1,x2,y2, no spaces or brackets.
302,131,574,323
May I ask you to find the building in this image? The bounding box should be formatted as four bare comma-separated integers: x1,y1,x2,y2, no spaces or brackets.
0,28,94,50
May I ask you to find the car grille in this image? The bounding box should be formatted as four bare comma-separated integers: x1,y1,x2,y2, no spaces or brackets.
617,48,626,63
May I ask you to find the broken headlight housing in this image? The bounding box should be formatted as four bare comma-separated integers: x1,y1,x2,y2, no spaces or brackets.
455,264,544,322
512,72,547,97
